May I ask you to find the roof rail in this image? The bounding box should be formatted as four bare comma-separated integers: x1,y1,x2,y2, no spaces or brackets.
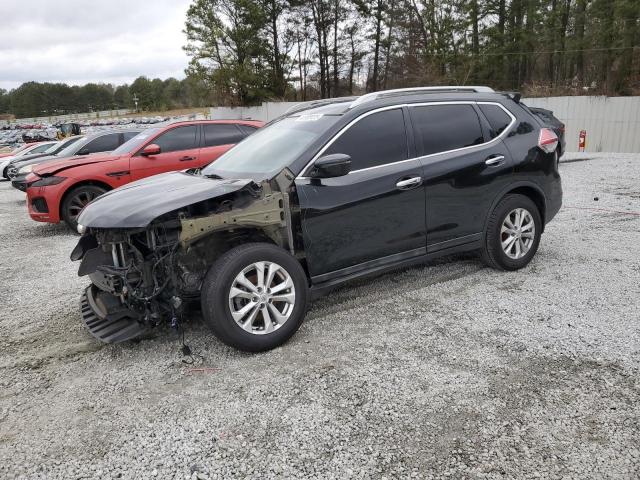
282,96,357,117
349,86,495,109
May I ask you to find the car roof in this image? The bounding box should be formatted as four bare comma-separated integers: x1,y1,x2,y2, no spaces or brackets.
159,119,264,128
282,87,513,120
84,129,142,139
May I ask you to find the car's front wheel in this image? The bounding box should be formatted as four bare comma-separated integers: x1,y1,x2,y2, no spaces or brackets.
201,243,309,352
481,194,542,270
61,185,107,232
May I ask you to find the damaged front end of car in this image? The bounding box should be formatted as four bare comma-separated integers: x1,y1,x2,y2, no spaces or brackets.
71,170,297,343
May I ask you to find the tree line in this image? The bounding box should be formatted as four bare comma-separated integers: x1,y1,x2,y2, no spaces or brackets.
1,0,638,118
184,0,639,104
0,76,214,119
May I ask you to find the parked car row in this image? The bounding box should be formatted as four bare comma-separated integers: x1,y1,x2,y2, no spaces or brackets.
4,87,564,353
0,115,203,147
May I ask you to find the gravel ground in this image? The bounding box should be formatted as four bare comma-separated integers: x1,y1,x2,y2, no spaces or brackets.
0,153,639,479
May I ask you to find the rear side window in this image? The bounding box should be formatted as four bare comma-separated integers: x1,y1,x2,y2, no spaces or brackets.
123,131,140,142
203,124,245,147
81,133,121,154
411,104,484,156
237,125,258,136
479,104,512,138
152,126,198,153
30,143,55,153
324,108,407,170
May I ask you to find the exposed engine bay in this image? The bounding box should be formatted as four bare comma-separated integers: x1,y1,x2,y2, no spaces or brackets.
71,171,297,343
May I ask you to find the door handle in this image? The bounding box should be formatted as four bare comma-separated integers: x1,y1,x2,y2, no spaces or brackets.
485,155,505,166
179,156,196,161
396,176,422,190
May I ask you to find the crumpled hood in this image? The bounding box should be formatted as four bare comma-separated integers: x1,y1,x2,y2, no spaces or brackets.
33,153,117,176
77,171,255,228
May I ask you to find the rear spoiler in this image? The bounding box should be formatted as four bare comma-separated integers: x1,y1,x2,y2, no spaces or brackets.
501,91,521,103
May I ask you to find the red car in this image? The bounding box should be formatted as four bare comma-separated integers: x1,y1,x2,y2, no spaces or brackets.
26,119,263,231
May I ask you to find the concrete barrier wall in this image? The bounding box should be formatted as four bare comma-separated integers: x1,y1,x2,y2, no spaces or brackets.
522,96,640,153
0,109,132,126
208,102,298,122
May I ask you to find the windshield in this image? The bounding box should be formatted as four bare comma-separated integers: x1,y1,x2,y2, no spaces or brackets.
50,136,83,155
56,136,91,156
201,114,341,176
43,142,62,153
112,127,161,155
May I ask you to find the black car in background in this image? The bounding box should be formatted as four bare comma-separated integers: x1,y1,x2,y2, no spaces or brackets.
72,86,562,352
9,129,141,191
527,106,566,157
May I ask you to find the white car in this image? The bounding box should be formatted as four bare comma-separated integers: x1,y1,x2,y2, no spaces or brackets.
0,141,59,179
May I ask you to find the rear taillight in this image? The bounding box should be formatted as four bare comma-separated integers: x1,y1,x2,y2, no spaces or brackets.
538,128,558,154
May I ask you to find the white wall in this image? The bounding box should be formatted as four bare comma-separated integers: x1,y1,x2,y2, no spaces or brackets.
211,96,640,153
522,96,640,153
208,102,298,122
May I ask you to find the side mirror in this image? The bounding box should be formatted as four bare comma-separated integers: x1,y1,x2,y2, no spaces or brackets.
141,144,161,156
309,153,351,179
77,148,89,155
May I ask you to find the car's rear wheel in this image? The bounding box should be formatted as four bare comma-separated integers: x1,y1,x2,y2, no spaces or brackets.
201,243,309,352
481,194,542,270
61,185,107,232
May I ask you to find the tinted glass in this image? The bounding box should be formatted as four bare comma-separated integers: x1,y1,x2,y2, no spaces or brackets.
203,124,244,147
411,104,484,156
81,133,121,154
112,127,162,155
153,126,198,153
50,136,83,155
479,104,512,138
30,143,56,153
202,114,341,176
123,131,141,141
324,109,407,170
237,125,258,136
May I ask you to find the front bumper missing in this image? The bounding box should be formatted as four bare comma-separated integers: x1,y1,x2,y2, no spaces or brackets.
81,285,148,343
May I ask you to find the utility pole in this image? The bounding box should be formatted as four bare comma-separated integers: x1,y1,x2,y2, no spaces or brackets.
132,94,139,113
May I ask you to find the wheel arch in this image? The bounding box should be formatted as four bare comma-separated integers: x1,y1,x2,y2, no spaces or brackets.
186,228,312,284
59,179,113,220
484,182,547,234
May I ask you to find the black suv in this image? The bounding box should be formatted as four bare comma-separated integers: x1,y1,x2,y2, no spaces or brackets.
71,86,562,351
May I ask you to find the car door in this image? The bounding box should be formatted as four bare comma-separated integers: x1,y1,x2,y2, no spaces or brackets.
200,124,246,167
409,102,515,252
130,125,200,180
295,107,427,281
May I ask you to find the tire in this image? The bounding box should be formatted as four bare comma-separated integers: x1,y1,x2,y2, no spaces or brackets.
61,185,107,232
481,194,542,271
201,243,309,352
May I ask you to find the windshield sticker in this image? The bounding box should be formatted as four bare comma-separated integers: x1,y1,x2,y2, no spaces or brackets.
296,113,324,122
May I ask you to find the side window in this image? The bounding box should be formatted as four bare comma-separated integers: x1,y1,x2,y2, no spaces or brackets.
82,133,121,154
152,126,198,153
411,104,484,156
478,104,512,138
237,125,258,136
324,108,407,171
203,124,245,147
31,143,54,153
123,131,140,142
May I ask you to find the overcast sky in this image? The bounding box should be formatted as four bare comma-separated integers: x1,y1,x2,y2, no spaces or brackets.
0,0,192,91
